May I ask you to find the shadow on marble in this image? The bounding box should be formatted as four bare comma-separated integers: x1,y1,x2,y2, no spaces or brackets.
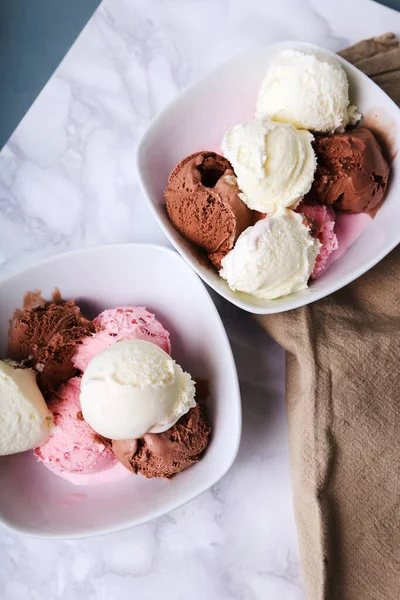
210,293,287,465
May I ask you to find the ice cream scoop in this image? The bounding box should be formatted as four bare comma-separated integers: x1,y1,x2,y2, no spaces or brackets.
309,128,390,214
256,50,360,133
112,399,210,479
73,306,171,372
296,202,339,278
34,377,127,485
80,340,196,440
0,360,53,455
221,118,316,213
8,298,96,396
220,208,320,299
165,151,254,268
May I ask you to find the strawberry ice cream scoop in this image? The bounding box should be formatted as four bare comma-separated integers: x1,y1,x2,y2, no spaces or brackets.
73,307,171,372
34,377,128,485
297,202,339,279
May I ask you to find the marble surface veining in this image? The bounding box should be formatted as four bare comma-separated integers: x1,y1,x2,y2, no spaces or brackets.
0,1,399,598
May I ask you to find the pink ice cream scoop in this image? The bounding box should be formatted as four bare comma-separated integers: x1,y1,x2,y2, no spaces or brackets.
73,306,171,372
297,202,339,279
34,377,128,485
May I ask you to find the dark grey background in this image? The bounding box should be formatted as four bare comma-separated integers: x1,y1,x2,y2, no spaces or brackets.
0,0,101,148
383,0,400,8
0,0,398,150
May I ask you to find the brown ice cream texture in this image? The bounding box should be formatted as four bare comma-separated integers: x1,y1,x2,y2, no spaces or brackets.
165,151,254,268
309,127,390,214
112,393,211,479
8,297,96,397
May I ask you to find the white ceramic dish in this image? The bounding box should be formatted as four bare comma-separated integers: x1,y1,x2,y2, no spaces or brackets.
137,40,400,314
0,244,241,538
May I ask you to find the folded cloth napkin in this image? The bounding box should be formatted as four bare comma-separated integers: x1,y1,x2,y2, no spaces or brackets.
257,34,400,600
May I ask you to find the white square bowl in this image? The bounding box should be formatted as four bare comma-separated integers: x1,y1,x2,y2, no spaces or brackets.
0,244,241,538
136,40,400,314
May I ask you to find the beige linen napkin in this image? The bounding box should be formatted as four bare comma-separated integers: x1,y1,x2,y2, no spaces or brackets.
257,34,400,600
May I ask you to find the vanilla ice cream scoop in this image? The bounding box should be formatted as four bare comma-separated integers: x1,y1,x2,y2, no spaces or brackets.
256,50,360,133
80,340,196,440
0,360,53,455
220,209,320,300
221,118,316,213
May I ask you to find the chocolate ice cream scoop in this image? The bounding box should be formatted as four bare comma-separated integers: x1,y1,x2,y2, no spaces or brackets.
165,151,254,268
309,128,390,214
8,299,96,397
112,400,211,479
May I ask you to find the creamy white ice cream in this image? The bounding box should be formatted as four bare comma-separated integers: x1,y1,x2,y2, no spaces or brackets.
80,340,196,440
220,209,320,300
256,49,360,133
221,118,316,214
0,361,53,455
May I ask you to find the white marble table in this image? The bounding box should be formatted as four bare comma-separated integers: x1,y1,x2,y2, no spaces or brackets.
0,1,399,598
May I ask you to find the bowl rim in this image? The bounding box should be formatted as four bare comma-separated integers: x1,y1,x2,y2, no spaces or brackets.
136,39,400,314
0,242,242,539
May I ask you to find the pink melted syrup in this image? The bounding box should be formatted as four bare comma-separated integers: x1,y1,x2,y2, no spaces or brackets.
324,212,372,271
